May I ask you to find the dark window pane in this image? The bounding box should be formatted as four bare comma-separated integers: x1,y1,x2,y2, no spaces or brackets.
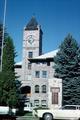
28,52,33,58
42,85,46,93
28,63,31,70
35,71,40,78
42,71,47,78
35,85,39,93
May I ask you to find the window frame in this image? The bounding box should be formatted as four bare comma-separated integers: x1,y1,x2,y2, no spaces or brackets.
42,71,47,78
28,51,33,58
41,100,47,107
28,62,32,70
34,100,39,106
35,85,39,93
35,71,40,78
42,85,46,93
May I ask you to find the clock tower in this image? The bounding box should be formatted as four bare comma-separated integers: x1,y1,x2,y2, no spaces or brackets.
22,17,43,86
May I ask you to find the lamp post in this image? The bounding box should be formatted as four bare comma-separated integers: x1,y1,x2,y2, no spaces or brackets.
0,0,7,72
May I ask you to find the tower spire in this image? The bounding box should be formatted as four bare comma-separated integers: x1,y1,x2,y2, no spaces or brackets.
25,17,38,30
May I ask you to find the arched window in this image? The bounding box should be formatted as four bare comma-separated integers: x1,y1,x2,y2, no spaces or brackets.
35,85,39,93
42,85,46,93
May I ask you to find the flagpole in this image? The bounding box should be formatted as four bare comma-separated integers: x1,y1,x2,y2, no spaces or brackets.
0,0,7,72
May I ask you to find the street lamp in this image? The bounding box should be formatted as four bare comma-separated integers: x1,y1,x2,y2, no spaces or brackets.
0,0,7,72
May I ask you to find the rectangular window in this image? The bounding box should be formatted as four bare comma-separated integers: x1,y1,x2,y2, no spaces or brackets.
42,85,46,93
28,52,33,58
47,62,50,66
52,92,58,104
35,85,39,93
42,71,47,78
35,71,40,78
34,100,39,106
28,62,31,70
41,100,47,107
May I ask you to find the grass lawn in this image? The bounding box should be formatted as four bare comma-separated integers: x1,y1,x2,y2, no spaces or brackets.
24,112,39,120
16,112,39,120
24,112,32,116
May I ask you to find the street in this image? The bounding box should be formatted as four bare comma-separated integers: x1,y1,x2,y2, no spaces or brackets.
16,116,39,120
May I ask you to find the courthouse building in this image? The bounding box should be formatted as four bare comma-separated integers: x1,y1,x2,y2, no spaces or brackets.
15,17,62,109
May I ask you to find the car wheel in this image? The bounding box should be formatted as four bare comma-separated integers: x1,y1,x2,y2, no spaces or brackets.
43,113,53,120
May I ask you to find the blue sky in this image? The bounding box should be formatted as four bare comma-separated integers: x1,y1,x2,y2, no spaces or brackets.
0,0,80,62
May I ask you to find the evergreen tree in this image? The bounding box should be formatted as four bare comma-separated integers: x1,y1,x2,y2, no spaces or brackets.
54,34,80,105
0,36,19,107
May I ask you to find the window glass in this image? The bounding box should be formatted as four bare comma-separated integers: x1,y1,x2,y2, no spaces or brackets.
35,71,40,78
34,100,39,106
28,62,31,70
35,85,39,93
47,62,50,66
62,106,76,110
42,71,47,78
41,100,47,107
42,85,46,93
28,52,33,58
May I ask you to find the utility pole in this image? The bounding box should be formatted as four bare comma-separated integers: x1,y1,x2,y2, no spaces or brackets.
0,0,7,72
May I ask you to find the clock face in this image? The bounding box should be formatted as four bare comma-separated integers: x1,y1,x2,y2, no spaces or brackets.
27,35,34,44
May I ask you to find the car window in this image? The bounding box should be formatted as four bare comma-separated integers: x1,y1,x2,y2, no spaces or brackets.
62,106,76,110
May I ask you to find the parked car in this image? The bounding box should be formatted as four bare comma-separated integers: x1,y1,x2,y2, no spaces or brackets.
33,105,80,120
24,102,33,112
0,106,12,115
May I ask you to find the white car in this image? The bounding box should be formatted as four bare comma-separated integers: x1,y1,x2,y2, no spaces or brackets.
33,105,80,120
24,102,33,112
0,106,12,115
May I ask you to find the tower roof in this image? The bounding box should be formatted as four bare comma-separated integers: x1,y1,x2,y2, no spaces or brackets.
25,17,38,30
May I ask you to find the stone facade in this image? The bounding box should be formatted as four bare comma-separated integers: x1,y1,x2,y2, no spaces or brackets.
15,17,62,108
48,78,62,109
22,17,42,87
30,62,53,107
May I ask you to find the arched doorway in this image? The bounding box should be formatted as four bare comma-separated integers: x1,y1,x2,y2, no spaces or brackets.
21,86,31,94
20,86,31,102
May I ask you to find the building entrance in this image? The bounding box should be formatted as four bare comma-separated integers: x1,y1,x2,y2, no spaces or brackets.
21,86,31,94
